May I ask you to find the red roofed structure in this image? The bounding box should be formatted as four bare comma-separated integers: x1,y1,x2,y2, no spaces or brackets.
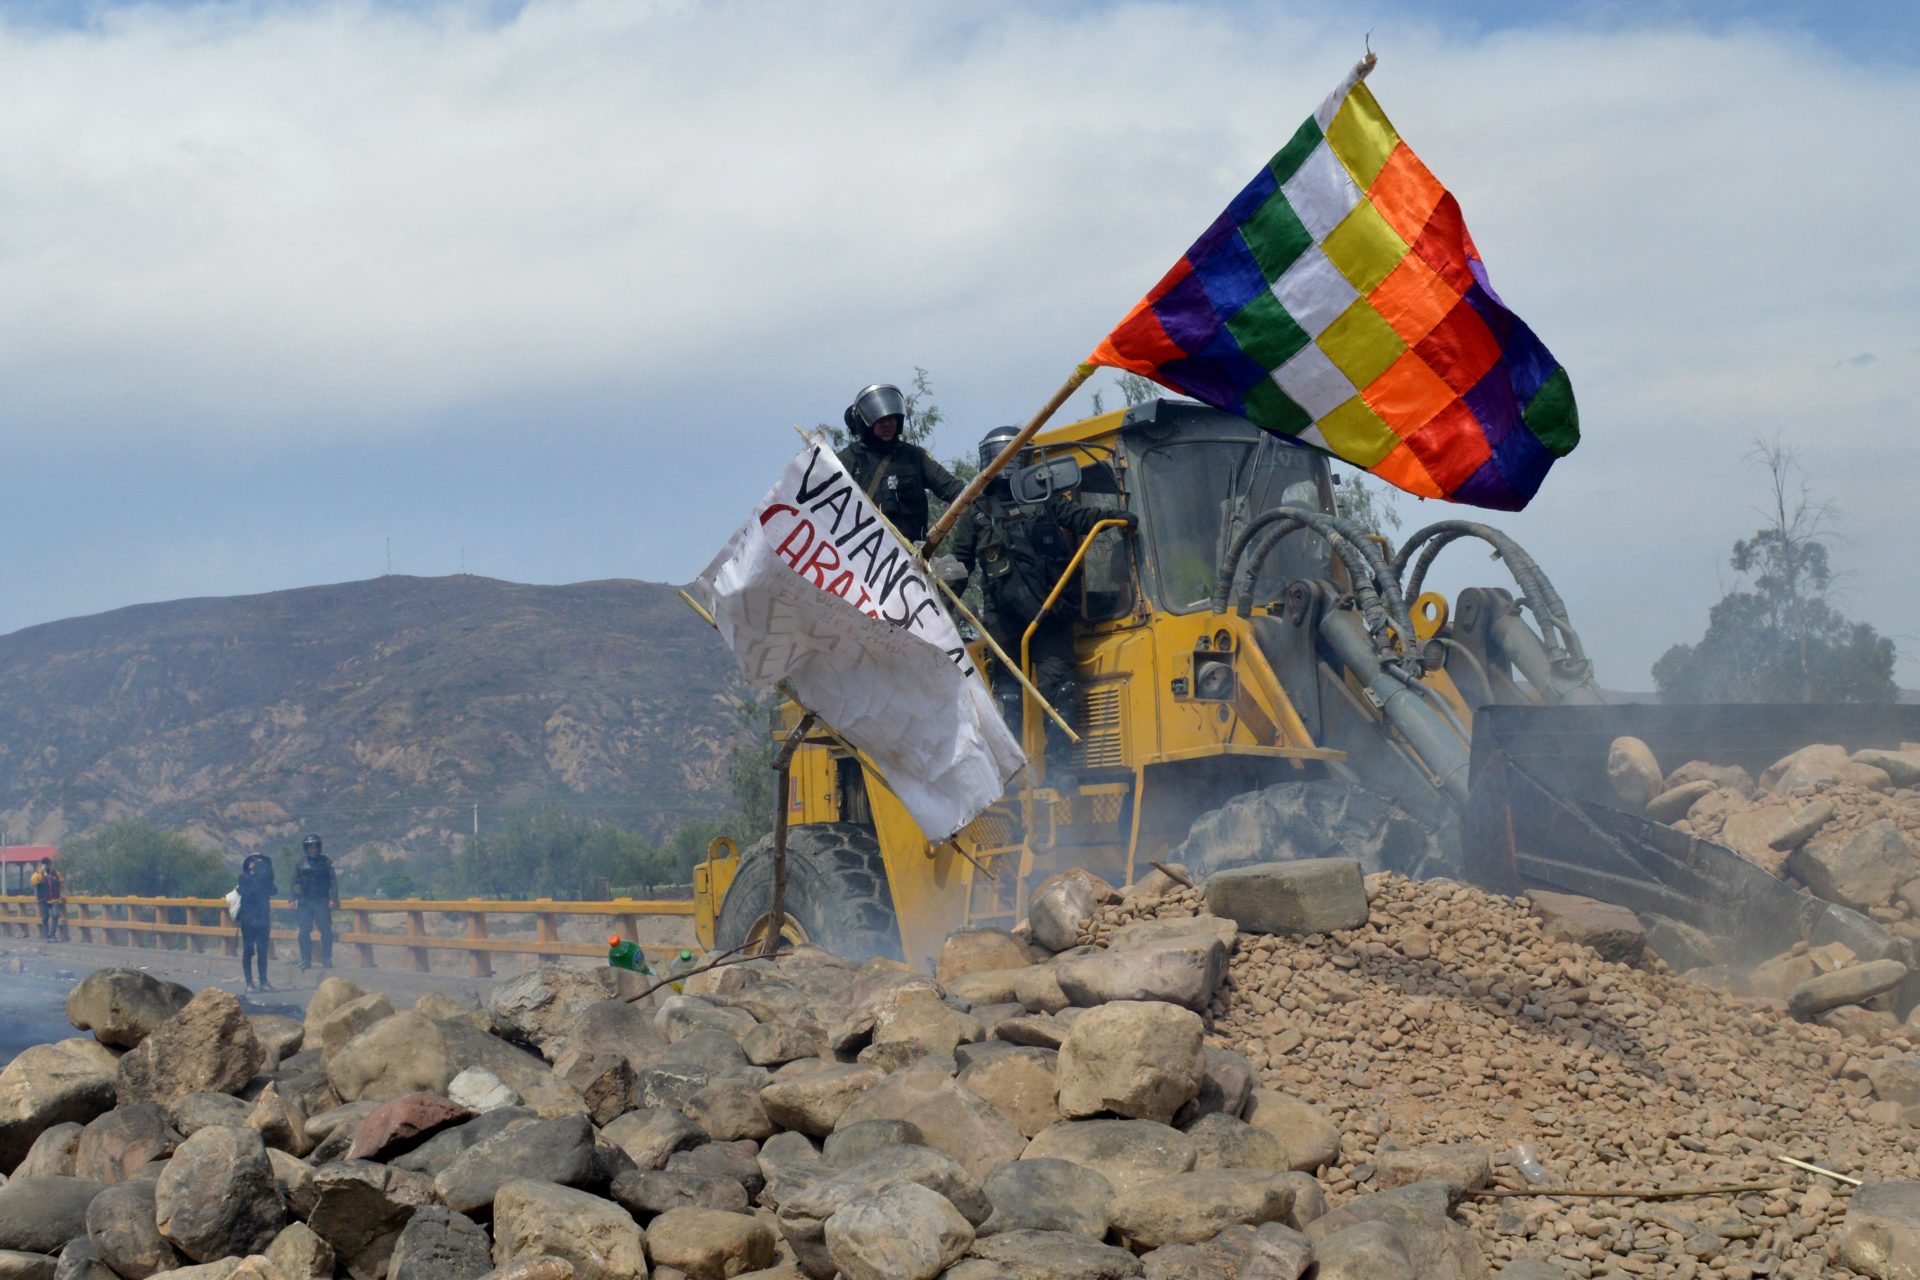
1,845,60,896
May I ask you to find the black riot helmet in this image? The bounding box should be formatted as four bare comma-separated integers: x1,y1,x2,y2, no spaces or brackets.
978,425,1025,474
846,384,909,450
301,834,322,856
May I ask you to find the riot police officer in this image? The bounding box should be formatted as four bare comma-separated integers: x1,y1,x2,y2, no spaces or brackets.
837,383,964,543
948,426,1133,766
293,834,339,970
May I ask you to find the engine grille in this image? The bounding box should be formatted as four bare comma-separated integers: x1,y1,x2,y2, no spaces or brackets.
1074,682,1126,770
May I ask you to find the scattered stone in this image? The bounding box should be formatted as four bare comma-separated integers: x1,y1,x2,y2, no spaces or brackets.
64,969,193,1049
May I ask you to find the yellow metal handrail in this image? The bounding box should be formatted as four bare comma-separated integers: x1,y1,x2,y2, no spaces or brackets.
1020,517,1131,768
0,893,696,978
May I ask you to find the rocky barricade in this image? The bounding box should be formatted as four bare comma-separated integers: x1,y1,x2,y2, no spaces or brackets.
9,849,1920,1279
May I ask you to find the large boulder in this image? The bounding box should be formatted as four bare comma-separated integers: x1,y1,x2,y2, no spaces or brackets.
760,1066,884,1139
1303,1182,1488,1279
776,1144,988,1276
346,1093,472,1163
153,1127,286,1262
1374,1143,1492,1196
1789,820,1920,911
608,1167,749,1219
980,1158,1112,1239
389,1108,539,1179
969,1229,1144,1279
1184,1112,1287,1173
326,1012,555,1103
1762,743,1860,793
833,1071,1025,1181
487,966,612,1055
1108,1169,1292,1247
600,1107,707,1172
938,929,1034,985
646,1207,777,1280
957,1046,1059,1138
1203,859,1367,936
1526,892,1646,965
73,1104,180,1184
824,1180,973,1280
1023,1119,1196,1195
1028,870,1116,953
1057,1002,1205,1124
13,1122,83,1179
116,989,265,1106
1607,737,1663,809
264,1222,337,1280
0,1176,108,1254
302,978,368,1042
85,1177,182,1279
64,970,193,1049
1240,1090,1341,1173
384,1207,492,1280
1838,1180,1920,1280
306,1161,438,1280
313,993,396,1059
0,1040,120,1171
1053,940,1226,1012
435,1114,603,1215
1787,959,1910,1019
491,1179,646,1278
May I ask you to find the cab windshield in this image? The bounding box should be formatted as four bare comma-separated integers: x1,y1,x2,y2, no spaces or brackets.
1136,435,1329,613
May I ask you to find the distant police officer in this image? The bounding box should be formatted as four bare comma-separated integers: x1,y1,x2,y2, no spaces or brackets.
948,426,1133,766
838,383,964,543
293,834,339,970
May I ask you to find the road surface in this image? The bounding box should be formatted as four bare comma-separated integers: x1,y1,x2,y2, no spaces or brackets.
0,935,522,1066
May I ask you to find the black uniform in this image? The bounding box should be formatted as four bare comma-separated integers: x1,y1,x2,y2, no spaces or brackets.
949,485,1107,755
294,853,337,969
837,427,964,544
237,855,277,989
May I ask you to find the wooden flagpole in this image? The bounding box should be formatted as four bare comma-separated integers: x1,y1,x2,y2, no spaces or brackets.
763,709,818,956
920,363,1096,556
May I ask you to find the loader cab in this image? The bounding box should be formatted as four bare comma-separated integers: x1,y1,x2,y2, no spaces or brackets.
1041,399,1337,622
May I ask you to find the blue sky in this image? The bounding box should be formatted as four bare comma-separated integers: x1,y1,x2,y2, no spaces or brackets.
0,0,1916,689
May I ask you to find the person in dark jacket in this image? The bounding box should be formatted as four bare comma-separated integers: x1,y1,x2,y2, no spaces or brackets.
237,852,277,991
293,834,339,970
32,858,64,941
837,382,964,543
948,425,1133,768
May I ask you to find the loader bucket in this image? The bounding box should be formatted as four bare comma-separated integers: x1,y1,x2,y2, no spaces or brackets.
1463,703,1920,968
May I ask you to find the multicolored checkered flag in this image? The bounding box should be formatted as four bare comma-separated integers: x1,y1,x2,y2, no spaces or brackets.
1089,61,1578,510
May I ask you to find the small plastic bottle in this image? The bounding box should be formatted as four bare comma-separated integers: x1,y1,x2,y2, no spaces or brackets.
607,935,647,973
668,949,699,993
1511,1142,1548,1185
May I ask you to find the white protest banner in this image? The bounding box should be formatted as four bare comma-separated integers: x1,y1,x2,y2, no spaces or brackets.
691,439,1025,839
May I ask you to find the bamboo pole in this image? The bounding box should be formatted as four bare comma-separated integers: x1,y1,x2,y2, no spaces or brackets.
764,711,818,956
921,363,1095,556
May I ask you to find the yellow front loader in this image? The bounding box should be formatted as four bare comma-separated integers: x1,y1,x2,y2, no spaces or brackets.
693,398,1920,970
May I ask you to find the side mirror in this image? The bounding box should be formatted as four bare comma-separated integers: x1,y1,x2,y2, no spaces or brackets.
1009,456,1082,504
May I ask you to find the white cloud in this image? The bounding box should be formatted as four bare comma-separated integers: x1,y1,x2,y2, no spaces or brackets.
0,1,1915,683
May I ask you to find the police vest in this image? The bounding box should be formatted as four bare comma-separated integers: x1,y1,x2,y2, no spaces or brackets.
975,495,1076,621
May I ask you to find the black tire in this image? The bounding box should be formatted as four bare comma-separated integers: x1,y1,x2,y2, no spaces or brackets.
1172,779,1457,882
714,823,902,961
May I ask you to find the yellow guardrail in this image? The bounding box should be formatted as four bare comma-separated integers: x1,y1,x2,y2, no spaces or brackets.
0,894,697,978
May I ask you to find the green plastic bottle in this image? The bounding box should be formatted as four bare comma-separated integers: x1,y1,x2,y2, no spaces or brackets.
607,935,650,973
668,949,698,992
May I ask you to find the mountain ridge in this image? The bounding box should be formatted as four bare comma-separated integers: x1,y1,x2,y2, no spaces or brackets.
0,574,747,866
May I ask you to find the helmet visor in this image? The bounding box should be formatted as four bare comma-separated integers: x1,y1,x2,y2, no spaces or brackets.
853,385,907,429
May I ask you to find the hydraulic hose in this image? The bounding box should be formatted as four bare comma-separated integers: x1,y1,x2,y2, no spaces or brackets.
1391,521,1586,665
1319,605,1472,809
